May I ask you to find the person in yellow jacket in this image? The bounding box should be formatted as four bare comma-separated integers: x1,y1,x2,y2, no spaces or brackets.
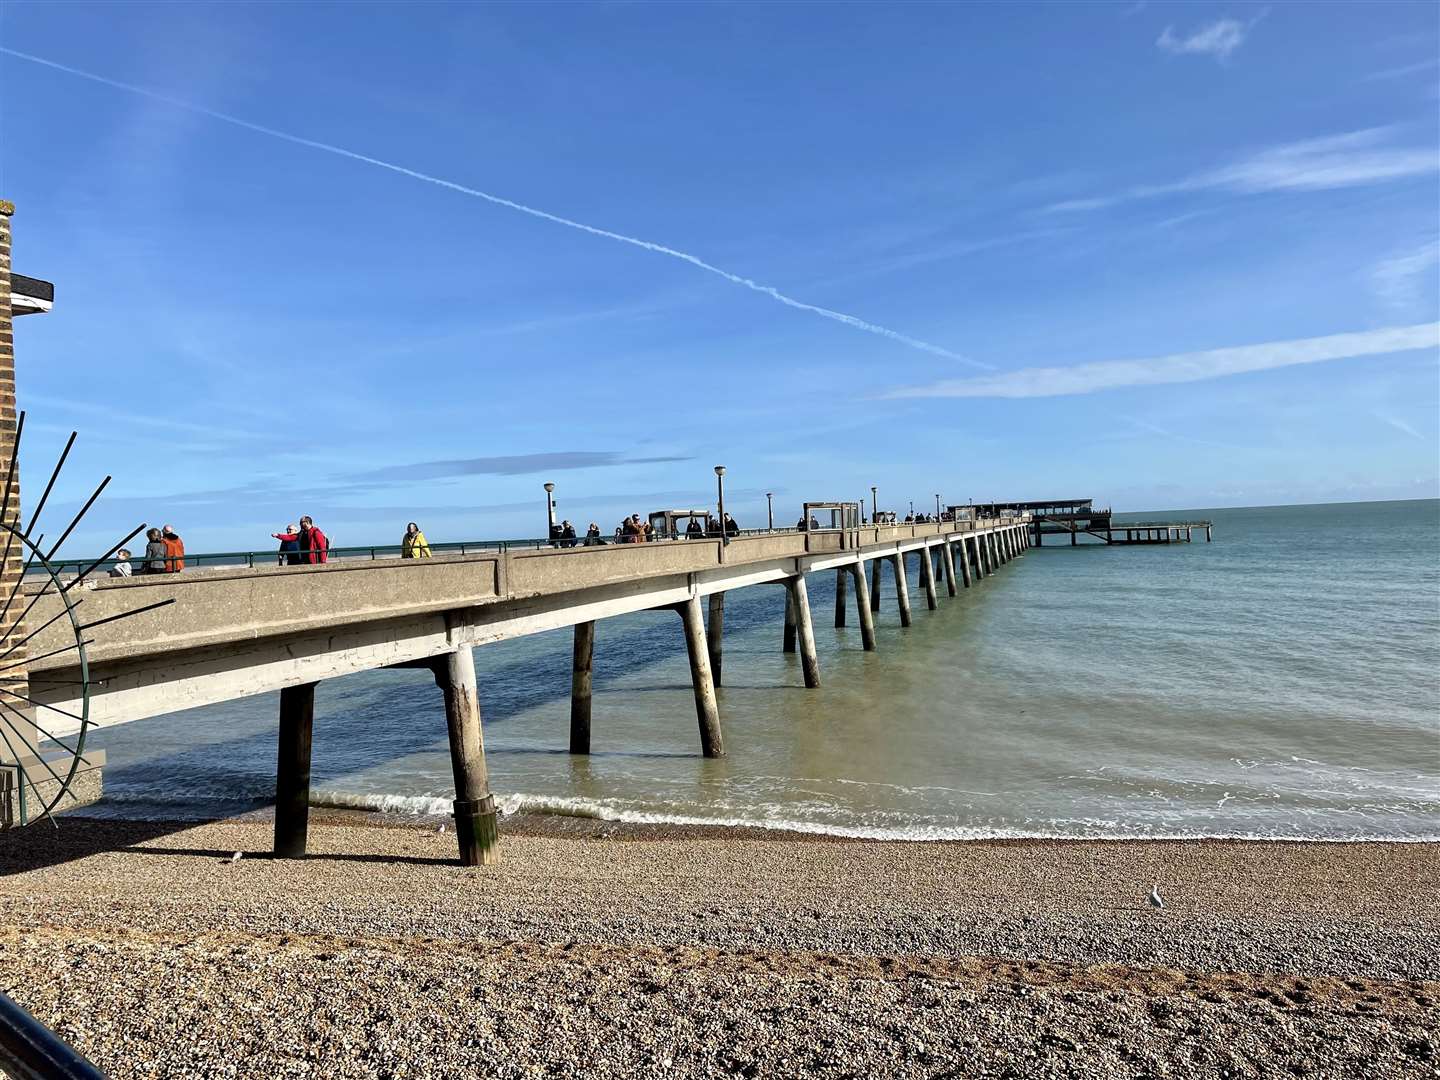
402,521,432,558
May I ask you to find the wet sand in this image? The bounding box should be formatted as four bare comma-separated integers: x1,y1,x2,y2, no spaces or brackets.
0,818,1435,1078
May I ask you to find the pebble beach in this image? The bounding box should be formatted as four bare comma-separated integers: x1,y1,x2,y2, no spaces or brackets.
0,816,1435,1078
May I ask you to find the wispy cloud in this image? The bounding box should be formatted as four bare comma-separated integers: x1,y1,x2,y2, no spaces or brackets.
1046,127,1439,213
355,451,693,483
1369,239,1440,311
1371,411,1426,441
1362,57,1440,82
883,323,1440,399
1156,16,1257,62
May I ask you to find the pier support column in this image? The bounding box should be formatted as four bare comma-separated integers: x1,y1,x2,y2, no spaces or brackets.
989,533,1000,568
785,575,821,688
919,545,938,610
707,592,725,687
941,540,958,596
1070,527,1077,547
1034,526,1042,547
782,589,797,653
274,681,316,858
850,563,877,651
870,557,883,612
957,538,973,587
834,566,848,627
436,646,499,866
676,596,724,758
1206,526,1212,542
970,536,984,579
570,621,594,755
890,554,913,626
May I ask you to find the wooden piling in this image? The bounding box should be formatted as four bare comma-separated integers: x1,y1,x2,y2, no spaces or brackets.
708,591,725,687
783,589,797,653
957,537,973,588
890,553,913,626
870,557,883,612
834,566,848,627
437,646,499,866
677,596,724,758
274,681,316,858
569,621,594,755
786,575,821,688
851,563,877,650
941,539,958,596
919,544,938,610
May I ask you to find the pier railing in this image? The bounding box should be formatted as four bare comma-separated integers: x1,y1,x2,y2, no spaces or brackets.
46,519,1016,579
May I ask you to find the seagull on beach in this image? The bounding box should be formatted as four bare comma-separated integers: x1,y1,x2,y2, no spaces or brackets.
1148,884,1164,910
437,823,447,834
229,851,243,864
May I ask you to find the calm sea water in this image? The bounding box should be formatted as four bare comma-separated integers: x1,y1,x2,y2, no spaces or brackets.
75,500,1440,840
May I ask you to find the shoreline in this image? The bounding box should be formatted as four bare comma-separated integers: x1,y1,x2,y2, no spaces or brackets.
71,802,1440,845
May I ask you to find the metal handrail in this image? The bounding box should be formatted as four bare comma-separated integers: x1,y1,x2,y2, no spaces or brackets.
0,991,106,1080
42,518,1021,579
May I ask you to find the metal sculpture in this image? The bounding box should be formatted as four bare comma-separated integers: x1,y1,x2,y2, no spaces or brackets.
0,411,173,825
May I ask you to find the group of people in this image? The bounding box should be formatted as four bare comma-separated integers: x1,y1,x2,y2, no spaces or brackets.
271,517,333,566
108,525,184,576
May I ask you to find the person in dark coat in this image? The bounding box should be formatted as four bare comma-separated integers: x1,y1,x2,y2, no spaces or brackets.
272,524,301,566
142,528,168,574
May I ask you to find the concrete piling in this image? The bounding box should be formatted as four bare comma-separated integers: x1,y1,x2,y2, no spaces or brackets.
677,596,724,758
870,557,883,613
786,574,821,689
941,539,958,596
437,646,499,866
783,589,797,653
919,544,938,610
850,562,877,651
273,681,316,858
957,538,973,588
570,621,594,755
834,566,847,628
890,553,913,627
707,592,725,687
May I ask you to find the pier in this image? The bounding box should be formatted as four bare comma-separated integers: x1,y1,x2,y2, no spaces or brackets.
23,517,1034,864
974,499,1214,546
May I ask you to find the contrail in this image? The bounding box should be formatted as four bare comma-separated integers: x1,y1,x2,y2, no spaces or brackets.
2,47,985,368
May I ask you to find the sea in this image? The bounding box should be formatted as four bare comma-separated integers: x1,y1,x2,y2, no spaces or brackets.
73,499,1440,841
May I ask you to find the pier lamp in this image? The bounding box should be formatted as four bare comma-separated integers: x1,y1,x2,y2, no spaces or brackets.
870,486,877,520
714,466,728,549
543,482,556,535
909,500,914,517
935,494,941,520
765,492,773,532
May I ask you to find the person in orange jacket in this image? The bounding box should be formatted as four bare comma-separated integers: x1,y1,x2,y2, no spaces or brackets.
161,524,185,573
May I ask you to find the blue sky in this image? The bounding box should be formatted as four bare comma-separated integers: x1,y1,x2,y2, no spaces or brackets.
1,0,1437,554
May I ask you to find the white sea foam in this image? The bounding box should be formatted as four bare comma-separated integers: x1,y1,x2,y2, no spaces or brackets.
307,789,1440,843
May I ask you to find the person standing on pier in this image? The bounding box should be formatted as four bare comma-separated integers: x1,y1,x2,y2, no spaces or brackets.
298,516,329,564
723,512,740,537
402,522,431,559
162,525,186,573
142,529,168,574
584,522,602,545
272,524,301,566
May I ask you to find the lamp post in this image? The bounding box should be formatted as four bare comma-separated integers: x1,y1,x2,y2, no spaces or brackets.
870,486,877,522
935,494,942,520
909,500,914,518
766,492,774,532
543,482,556,539
714,465,727,549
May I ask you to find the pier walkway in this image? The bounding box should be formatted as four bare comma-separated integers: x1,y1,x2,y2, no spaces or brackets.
26,517,1034,864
